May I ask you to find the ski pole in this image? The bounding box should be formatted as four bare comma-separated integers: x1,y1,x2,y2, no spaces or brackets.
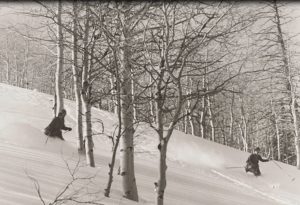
45,136,49,144
225,166,245,169
271,160,295,181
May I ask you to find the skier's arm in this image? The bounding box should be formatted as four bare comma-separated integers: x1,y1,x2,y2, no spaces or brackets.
61,126,69,130
61,123,72,131
258,155,269,162
61,123,71,131
60,119,71,131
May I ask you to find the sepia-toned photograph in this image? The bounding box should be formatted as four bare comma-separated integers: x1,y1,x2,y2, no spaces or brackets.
0,1,300,204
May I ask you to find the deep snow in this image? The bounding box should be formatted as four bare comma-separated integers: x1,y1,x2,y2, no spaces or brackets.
0,83,300,205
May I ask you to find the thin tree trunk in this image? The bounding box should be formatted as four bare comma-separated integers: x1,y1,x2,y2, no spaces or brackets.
72,0,84,153
14,50,20,87
118,4,138,201
105,67,122,197
56,0,64,115
274,1,300,168
157,140,167,205
229,93,234,146
185,77,195,135
207,95,215,141
291,93,300,168
199,81,206,138
82,2,95,167
239,102,248,152
149,75,156,123
238,122,248,152
204,50,214,141
155,63,166,205
22,38,29,89
4,37,10,84
82,92,94,167
200,53,209,139
271,100,281,160
131,72,137,122
221,124,227,145
109,73,118,114
155,6,184,202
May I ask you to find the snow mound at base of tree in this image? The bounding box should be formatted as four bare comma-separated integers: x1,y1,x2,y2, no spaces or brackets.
0,122,76,156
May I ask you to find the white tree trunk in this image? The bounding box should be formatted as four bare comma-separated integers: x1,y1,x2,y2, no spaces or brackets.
109,73,118,114
155,68,166,205
55,0,64,115
22,38,29,89
83,95,94,167
207,95,215,141
239,105,248,152
271,100,281,160
105,69,122,197
149,75,156,123
72,0,84,152
119,13,139,200
81,2,95,167
131,72,137,122
229,93,234,146
185,77,195,135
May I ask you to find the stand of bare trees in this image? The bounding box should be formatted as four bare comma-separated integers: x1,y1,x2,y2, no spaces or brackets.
2,1,300,205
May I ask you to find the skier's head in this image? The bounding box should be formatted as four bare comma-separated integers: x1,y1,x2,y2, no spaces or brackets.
58,109,66,118
254,147,260,153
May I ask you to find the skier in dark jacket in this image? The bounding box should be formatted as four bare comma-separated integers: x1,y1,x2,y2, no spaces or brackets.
44,109,72,140
245,147,270,176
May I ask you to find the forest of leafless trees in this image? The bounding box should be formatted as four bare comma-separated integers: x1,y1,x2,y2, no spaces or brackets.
1,1,300,205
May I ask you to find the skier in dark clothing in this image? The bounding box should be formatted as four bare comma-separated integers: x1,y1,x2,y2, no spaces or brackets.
44,109,72,140
245,147,270,176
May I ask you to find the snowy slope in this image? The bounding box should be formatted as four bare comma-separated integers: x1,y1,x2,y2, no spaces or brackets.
0,83,300,205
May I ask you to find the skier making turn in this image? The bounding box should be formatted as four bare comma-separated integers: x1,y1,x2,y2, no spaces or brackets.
44,109,72,141
245,147,270,176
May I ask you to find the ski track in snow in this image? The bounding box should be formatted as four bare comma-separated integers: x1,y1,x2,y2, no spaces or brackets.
211,169,291,205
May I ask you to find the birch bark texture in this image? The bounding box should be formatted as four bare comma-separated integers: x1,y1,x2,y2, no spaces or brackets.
81,2,95,167
55,0,64,115
72,0,84,152
118,4,139,201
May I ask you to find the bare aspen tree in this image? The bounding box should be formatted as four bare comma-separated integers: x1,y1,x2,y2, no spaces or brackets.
140,2,257,203
21,37,30,89
238,96,248,152
131,72,138,122
207,95,215,141
272,1,300,168
13,45,20,87
229,93,235,146
105,54,122,197
149,75,156,123
109,73,118,114
145,3,222,204
271,99,281,160
81,2,95,167
199,83,206,138
0,37,11,84
72,0,84,153
118,3,139,201
184,77,195,135
90,2,150,200
55,0,64,115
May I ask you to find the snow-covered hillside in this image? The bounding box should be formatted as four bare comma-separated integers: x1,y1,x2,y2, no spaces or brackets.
1,83,300,205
